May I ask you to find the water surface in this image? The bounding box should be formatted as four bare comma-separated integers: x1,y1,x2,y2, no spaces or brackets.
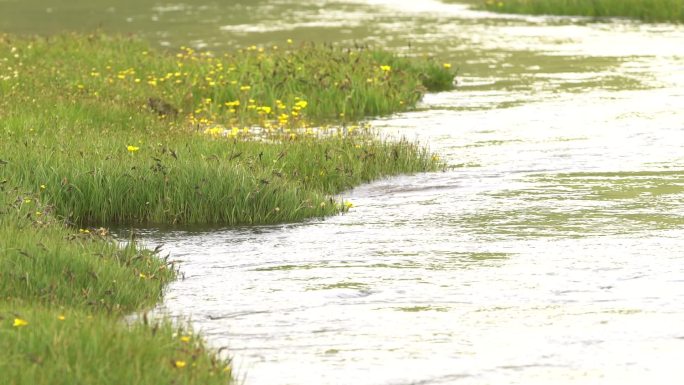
3,1,683,384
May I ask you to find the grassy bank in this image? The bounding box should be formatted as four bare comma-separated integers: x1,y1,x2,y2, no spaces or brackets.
0,33,453,384
476,0,684,23
0,191,234,384
1,33,451,226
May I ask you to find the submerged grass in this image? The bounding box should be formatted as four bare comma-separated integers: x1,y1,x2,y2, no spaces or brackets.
0,33,452,384
477,0,684,23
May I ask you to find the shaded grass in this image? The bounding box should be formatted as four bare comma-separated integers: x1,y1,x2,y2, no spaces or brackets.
476,0,684,23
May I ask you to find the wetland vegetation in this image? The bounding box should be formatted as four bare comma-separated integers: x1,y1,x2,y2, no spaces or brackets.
475,0,684,23
0,33,454,384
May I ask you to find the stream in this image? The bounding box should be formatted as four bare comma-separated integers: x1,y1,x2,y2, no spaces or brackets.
3,0,684,384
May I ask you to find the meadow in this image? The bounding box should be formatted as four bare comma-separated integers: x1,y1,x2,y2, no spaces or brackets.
0,33,453,384
479,0,684,22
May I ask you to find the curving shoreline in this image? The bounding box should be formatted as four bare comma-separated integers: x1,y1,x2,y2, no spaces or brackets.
0,33,453,385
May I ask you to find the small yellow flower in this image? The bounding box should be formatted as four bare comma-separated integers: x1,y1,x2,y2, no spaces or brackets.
380,65,391,72
240,85,251,91
13,318,28,328
139,273,147,279
127,145,140,152
287,38,293,44
40,184,46,189
443,63,452,69
57,315,66,321
174,360,187,368
180,336,191,343
344,201,354,209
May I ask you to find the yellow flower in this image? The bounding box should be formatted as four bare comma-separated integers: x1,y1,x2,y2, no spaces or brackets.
13,318,28,327
57,315,66,321
240,85,251,91
380,65,391,72
40,184,46,189
344,201,354,209
180,336,191,343
127,145,140,152
443,63,452,69
287,38,293,44
174,360,187,368
139,273,147,279
257,106,272,114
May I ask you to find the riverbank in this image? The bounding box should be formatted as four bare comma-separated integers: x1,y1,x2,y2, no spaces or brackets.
473,0,684,23
0,33,453,384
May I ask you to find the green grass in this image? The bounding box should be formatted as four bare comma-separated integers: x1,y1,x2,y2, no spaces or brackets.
0,192,233,385
477,0,684,23
0,305,233,385
0,33,452,385
0,192,172,312
1,33,449,226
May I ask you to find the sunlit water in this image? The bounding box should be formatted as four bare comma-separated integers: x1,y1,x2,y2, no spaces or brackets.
4,0,684,384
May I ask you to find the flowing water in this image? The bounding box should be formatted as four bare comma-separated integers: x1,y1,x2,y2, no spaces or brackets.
3,1,684,384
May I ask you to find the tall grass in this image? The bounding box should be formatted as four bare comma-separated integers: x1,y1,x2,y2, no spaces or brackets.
479,0,684,23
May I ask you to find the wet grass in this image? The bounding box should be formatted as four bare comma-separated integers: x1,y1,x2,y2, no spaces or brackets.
477,0,684,23
0,33,452,384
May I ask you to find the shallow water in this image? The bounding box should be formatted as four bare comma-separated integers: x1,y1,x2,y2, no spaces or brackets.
4,1,684,384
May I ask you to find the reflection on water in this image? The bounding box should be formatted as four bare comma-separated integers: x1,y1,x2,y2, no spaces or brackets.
5,0,684,384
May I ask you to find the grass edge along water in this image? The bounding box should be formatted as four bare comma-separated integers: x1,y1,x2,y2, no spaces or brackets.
0,33,453,385
474,0,684,23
